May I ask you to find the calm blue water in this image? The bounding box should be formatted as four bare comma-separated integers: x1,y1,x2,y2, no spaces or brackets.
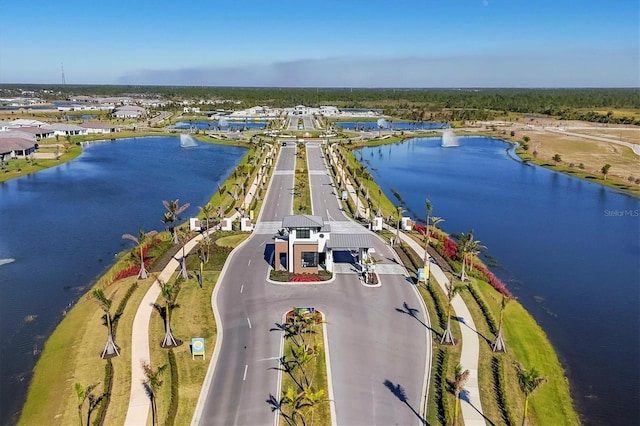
357,136,640,426
0,136,246,424
335,121,446,131
173,120,268,130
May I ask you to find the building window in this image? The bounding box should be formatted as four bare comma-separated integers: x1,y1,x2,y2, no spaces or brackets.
297,228,310,239
301,252,318,268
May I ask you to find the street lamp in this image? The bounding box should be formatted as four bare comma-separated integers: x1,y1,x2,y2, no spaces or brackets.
395,206,403,245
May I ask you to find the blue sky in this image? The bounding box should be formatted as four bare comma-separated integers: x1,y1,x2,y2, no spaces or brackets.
0,0,638,87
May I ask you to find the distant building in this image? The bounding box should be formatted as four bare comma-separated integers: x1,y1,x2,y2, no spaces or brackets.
113,105,147,118
80,122,121,134
43,123,88,137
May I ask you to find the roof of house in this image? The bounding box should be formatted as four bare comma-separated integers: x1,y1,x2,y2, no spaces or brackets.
0,130,37,142
10,119,48,127
43,123,86,131
0,137,36,153
80,121,121,129
326,233,374,250
9,126,54,135
282,215,325,229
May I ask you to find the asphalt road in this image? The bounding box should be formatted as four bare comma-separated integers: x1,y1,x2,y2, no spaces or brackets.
195,142,430,425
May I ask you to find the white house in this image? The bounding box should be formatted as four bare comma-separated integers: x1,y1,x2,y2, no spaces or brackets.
43,123,88,137
113,105,147,118
80,122,121,134
0,131,37,160
319,106,339,116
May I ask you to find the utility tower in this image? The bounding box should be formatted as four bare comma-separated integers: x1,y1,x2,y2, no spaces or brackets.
61,62,66,85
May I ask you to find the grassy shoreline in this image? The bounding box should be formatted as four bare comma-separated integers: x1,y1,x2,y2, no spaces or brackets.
20,130,581,425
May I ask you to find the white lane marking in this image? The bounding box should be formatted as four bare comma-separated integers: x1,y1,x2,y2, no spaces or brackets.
248,259,252,266
240,284,244,293
243,364,248,381
247,317,252,329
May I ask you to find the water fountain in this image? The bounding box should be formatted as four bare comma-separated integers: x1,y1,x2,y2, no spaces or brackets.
441,128,459,147
180,133,198,148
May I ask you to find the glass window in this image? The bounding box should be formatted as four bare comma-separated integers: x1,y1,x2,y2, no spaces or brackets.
301,252,318,268
297,228,310,239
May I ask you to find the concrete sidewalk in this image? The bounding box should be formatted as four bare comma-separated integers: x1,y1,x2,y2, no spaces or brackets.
123,235,206,425
124,144,276,424
398,232,486,425
327,142,484,423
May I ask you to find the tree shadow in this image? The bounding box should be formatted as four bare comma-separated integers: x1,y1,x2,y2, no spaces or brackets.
453,316,492,345
459,388,497,426
383,379,429,425
396,302,441,338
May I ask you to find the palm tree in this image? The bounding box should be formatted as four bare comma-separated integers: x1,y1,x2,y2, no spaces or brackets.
162,199,190,244
198,202,214,235
453,364,470,426
441,277,462,345
74,382,99,426
280,387,311,426
142,361,167,426
93,289,119,358
492,296,510,352
176,228,190,280
158,279,181,348
122,228,158,279
514,361,547,426
458,231,484,281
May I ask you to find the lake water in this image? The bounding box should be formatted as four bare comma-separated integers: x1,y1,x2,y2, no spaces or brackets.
173,120,268,130
0,136,246,424
335,121,446,131
356,136,640,425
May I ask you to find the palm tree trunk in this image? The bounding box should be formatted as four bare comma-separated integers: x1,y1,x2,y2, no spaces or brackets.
522,397,529,426
460,254,468,281
78,408,84,426
151,397,158,426
138,245,148,280
453,392,460,426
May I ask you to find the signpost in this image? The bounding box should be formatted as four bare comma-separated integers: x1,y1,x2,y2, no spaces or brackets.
192,338,205,360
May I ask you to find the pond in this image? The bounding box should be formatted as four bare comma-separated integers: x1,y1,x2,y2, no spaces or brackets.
356,136,640,425
0,136,246,424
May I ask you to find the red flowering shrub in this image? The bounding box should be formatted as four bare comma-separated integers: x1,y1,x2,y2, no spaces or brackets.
443,237,459,260
291,274,321,282
114,258,152,281
473,262,513,298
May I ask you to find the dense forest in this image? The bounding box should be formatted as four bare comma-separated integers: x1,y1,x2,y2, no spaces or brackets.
2,85,639,124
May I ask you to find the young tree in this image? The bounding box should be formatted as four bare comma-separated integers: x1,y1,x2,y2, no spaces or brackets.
453,364,470,426
492,296,510,352
93,289,119,358
601,163,611,180
514,362,548,426
198,202,214,236
158,278,181,348
74,382,99,426
162,199,190,244
142,361,167,426
441,279,463,345
552,153,562,163
122,228,158,279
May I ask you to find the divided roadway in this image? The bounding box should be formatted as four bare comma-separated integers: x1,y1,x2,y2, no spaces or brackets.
193,141,430,425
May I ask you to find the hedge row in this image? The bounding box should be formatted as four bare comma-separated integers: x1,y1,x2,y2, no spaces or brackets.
165,349,179,426
91,359,113,426
492,356,516,426
111,282,139,340
466,283,498,335
434,348,452,426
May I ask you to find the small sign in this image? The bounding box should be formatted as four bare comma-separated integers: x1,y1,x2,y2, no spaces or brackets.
192,338,205,360
342,191,348,201
418,268,426,282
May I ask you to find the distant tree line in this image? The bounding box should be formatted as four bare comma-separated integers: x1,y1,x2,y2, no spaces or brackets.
2,84,638,124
